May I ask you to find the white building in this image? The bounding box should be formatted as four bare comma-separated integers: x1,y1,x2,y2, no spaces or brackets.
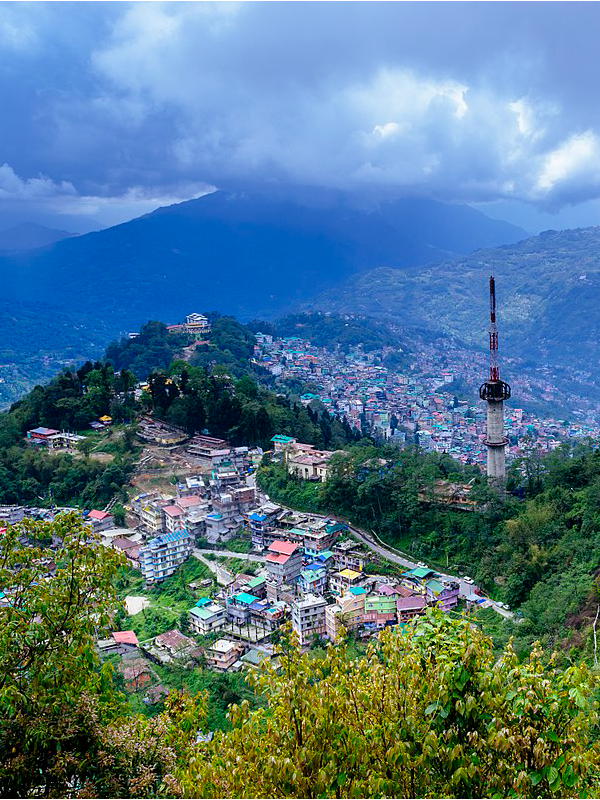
139,528,193,584
291,593,328,647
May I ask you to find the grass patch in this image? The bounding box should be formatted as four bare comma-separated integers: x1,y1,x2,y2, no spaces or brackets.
222,532,252,553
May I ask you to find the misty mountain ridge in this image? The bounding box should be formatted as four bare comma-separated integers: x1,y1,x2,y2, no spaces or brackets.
0,188,526,330
0,222,77,252
309,224,600,369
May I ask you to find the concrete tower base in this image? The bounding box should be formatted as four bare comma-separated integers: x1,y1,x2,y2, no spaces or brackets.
485,399,507,486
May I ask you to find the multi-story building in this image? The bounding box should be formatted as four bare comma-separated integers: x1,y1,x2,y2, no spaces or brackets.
298,566,328,596
189,599,226,635
325,586,368,642
184,312,211,335
139,528,193,584
292,593,328,647
86,509,115,534
205,639,244,672
425,578,460,611
397,594,427,622
266,540,303,585
245,502,282,549
332,540,368,572
301,520,344,558
329,568,365,596
363,594,398,629
0,506,26,526
139,498,171,533
227,592,260,626
163,504,185,534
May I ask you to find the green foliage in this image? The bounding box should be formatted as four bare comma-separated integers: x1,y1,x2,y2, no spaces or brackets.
146,364,359,449
179,611,600,798
105,321,190,380
260,441,600,656
251,312,405,354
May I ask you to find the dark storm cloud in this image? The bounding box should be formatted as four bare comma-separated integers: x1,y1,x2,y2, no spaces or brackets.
2,1,600,227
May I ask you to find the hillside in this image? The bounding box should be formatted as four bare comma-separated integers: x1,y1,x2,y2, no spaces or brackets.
0,298,118,407
0,189,525,330
0,222,77,252
310,226,600,369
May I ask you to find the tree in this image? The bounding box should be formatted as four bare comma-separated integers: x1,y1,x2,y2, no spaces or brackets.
0,513,205,798
78,437,94,459
179,611,600,799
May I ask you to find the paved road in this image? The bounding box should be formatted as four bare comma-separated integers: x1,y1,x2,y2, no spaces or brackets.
191,550,218,573
261,490,514,621
194,548,266,562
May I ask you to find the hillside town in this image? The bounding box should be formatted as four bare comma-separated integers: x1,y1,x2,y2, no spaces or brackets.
253,330,600,471
0,418,493,697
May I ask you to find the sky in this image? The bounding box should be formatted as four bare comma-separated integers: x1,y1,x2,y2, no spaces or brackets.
2,1,600,234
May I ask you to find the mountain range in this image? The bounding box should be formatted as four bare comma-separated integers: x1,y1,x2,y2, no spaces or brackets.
0,188,526,327
0,222,77,252
3,186,599,404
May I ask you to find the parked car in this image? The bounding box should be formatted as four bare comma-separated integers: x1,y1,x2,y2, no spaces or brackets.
464,576,474,584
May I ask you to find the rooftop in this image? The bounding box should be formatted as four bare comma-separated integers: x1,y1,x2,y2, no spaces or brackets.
210,639,240,654
268,540,299,556
337,568,362,580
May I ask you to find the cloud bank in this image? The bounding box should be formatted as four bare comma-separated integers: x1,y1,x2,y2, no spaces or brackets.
2,1,600,227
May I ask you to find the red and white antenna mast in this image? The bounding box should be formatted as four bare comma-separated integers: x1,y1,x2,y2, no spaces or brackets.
489,276,499,382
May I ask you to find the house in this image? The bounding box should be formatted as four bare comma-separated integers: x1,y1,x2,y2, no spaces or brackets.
226,592,260,625
418,479,477,512
189,600,226,636
298,567,328,596
266,540,303,585
300,521,342,558
426,578,460,611
97,629,139,658
112,630,139,651
238,574,267,599
205,639,244,672
46,432,86,450
363,594,397,628
87,509,115,533
183,312,211,335
155,629,195,657
332,540,368,572
271,434,297,453
163,504,185,534
286,448,336,482
291,593,328,647
397,594,427,622
245,502,282,549
139,498,171,533
325,586,367,642
248,599,288,631
329,568,364,596
110,536,141,569
26,426,60,442
240,648,271,669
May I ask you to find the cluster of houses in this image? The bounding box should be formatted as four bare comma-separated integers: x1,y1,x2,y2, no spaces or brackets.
25,417,113,448
147,504,462,661
255,331,600,471
124,439,262,584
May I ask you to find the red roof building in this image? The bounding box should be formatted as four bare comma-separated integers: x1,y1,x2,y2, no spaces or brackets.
266,539,302,585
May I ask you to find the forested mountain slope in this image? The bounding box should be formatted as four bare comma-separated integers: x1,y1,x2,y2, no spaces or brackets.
311,226,600,369
0,188,525,333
